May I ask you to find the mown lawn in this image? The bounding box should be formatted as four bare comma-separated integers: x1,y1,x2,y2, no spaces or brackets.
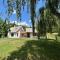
0,38,29,60
0,38,60,60
4,38,60,60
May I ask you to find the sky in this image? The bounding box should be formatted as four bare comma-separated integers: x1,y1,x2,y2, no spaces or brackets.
0,0,45,26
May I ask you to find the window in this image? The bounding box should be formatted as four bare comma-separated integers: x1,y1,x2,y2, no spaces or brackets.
11,33,14,37
17,33,18,37
27,33,30,37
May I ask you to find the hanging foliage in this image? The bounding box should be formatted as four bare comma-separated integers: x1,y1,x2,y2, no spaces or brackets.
46,0,60,17
6,0,40,20
6,0,40,36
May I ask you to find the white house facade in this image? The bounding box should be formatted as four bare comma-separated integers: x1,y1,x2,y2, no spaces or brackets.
8,26,37,38
8,26,24,38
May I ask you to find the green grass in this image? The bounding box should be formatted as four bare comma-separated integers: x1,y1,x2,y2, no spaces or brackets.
6,39,60,60
0,38,60,60
0,38,29,60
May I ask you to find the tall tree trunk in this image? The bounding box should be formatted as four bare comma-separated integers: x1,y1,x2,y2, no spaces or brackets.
30,0,36,36
31,18,35,36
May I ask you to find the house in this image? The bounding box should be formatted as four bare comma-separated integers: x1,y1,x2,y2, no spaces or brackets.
8,26,37,38
8,26,24,38
21,28,37,38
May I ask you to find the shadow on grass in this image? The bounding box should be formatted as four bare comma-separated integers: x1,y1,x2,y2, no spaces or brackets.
3,39,60,60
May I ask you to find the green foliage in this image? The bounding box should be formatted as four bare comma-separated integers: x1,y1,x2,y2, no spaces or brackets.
46,0,59,13
46,0,60,35
35,0,59,37
7,0,39,18
0,18,4,37
44,9,58,33
0,18,12,38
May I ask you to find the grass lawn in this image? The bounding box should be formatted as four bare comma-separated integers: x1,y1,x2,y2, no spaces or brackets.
4,38,60,60
0,38,60,60
0,38,29,60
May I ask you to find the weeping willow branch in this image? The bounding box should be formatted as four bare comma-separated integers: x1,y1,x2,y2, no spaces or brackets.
7,0,40,19
46,0,60,17
6,0,40,36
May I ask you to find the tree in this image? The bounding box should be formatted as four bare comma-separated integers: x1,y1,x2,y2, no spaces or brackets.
39,7,46,35
0,17,11,38
0,18,4,37
36,7,59,39
5,0,60,37
46,0,59,15
2,20,9,37
6,0,40,36
46,0,60,36
36,7,47,39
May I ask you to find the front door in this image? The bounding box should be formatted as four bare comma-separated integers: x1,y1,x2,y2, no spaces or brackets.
27,33,30,37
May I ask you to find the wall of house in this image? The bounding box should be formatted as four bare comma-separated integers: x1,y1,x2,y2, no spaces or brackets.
8,32,21,38
17,31,21,38
30,33,33,38
8,32,37,38
8,32,11,38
